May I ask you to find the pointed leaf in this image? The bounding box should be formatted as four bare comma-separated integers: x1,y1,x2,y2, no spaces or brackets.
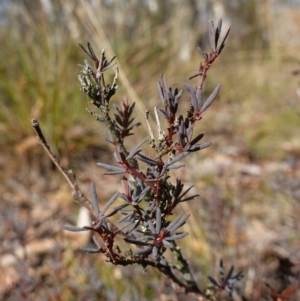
63,225,89,232
196,89,203,108
201,83,222,113
166,214,190,233
97,162,125,173
124,238,152,246
155,208,162,234
90,183,100,216
126,136,149,160
217,26,231,55
190,132,205,146
101,192,119,214
165,232,189,240
215,19,222,47
197,46,207,60
167,152,189,166
208,276,220,287
184,84,198,110
134,246,153,256
103,170,125,175
209,20,216,51
137,154,158,165
162,239,174,248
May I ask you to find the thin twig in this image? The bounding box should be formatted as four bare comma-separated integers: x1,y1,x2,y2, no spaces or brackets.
31,118,132,237
31,118,94,216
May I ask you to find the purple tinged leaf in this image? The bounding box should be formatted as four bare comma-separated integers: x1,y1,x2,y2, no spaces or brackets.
186,123,193,142
156,108,168,119
167,214,190,233
216,19,222,45
137,154,158,165
101,192,119,214
80,246,102,253
168,152,189,166
174,89,182,105
208,276,220,287
126,220,140,234
162,239,174,248
157,81,166,105
225,265,234,283
115,222,133,234
145,215,156,234
103,170,125,175
217,26,231,55
165,232,189,240
190,132,205,146
155,208,162,234
90,183,100,216
166,214,184,232
117,212,133,223
105,203,128,218
124,238,151,246
113,150,121,162
201,83,222,113
126,122,141,132
220,260,225,282
92,235,101,248
197,46,207,59
179,185,194,199
160,74,169,101
114,114,124,126
126,136,149,160
209,20,216,51
134,246,153,256
166,163,185,170
146,174,166,182
63,225,89,232
152,246,158,258
196,89,203,109
97,162,125,173
93,219,104,229
137,186,151,203
102,60,116,72
184,84,198,110
189,141,211,152
180,194,199,202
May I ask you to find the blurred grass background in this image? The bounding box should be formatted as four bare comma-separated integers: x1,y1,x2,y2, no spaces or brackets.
1,0,300,300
